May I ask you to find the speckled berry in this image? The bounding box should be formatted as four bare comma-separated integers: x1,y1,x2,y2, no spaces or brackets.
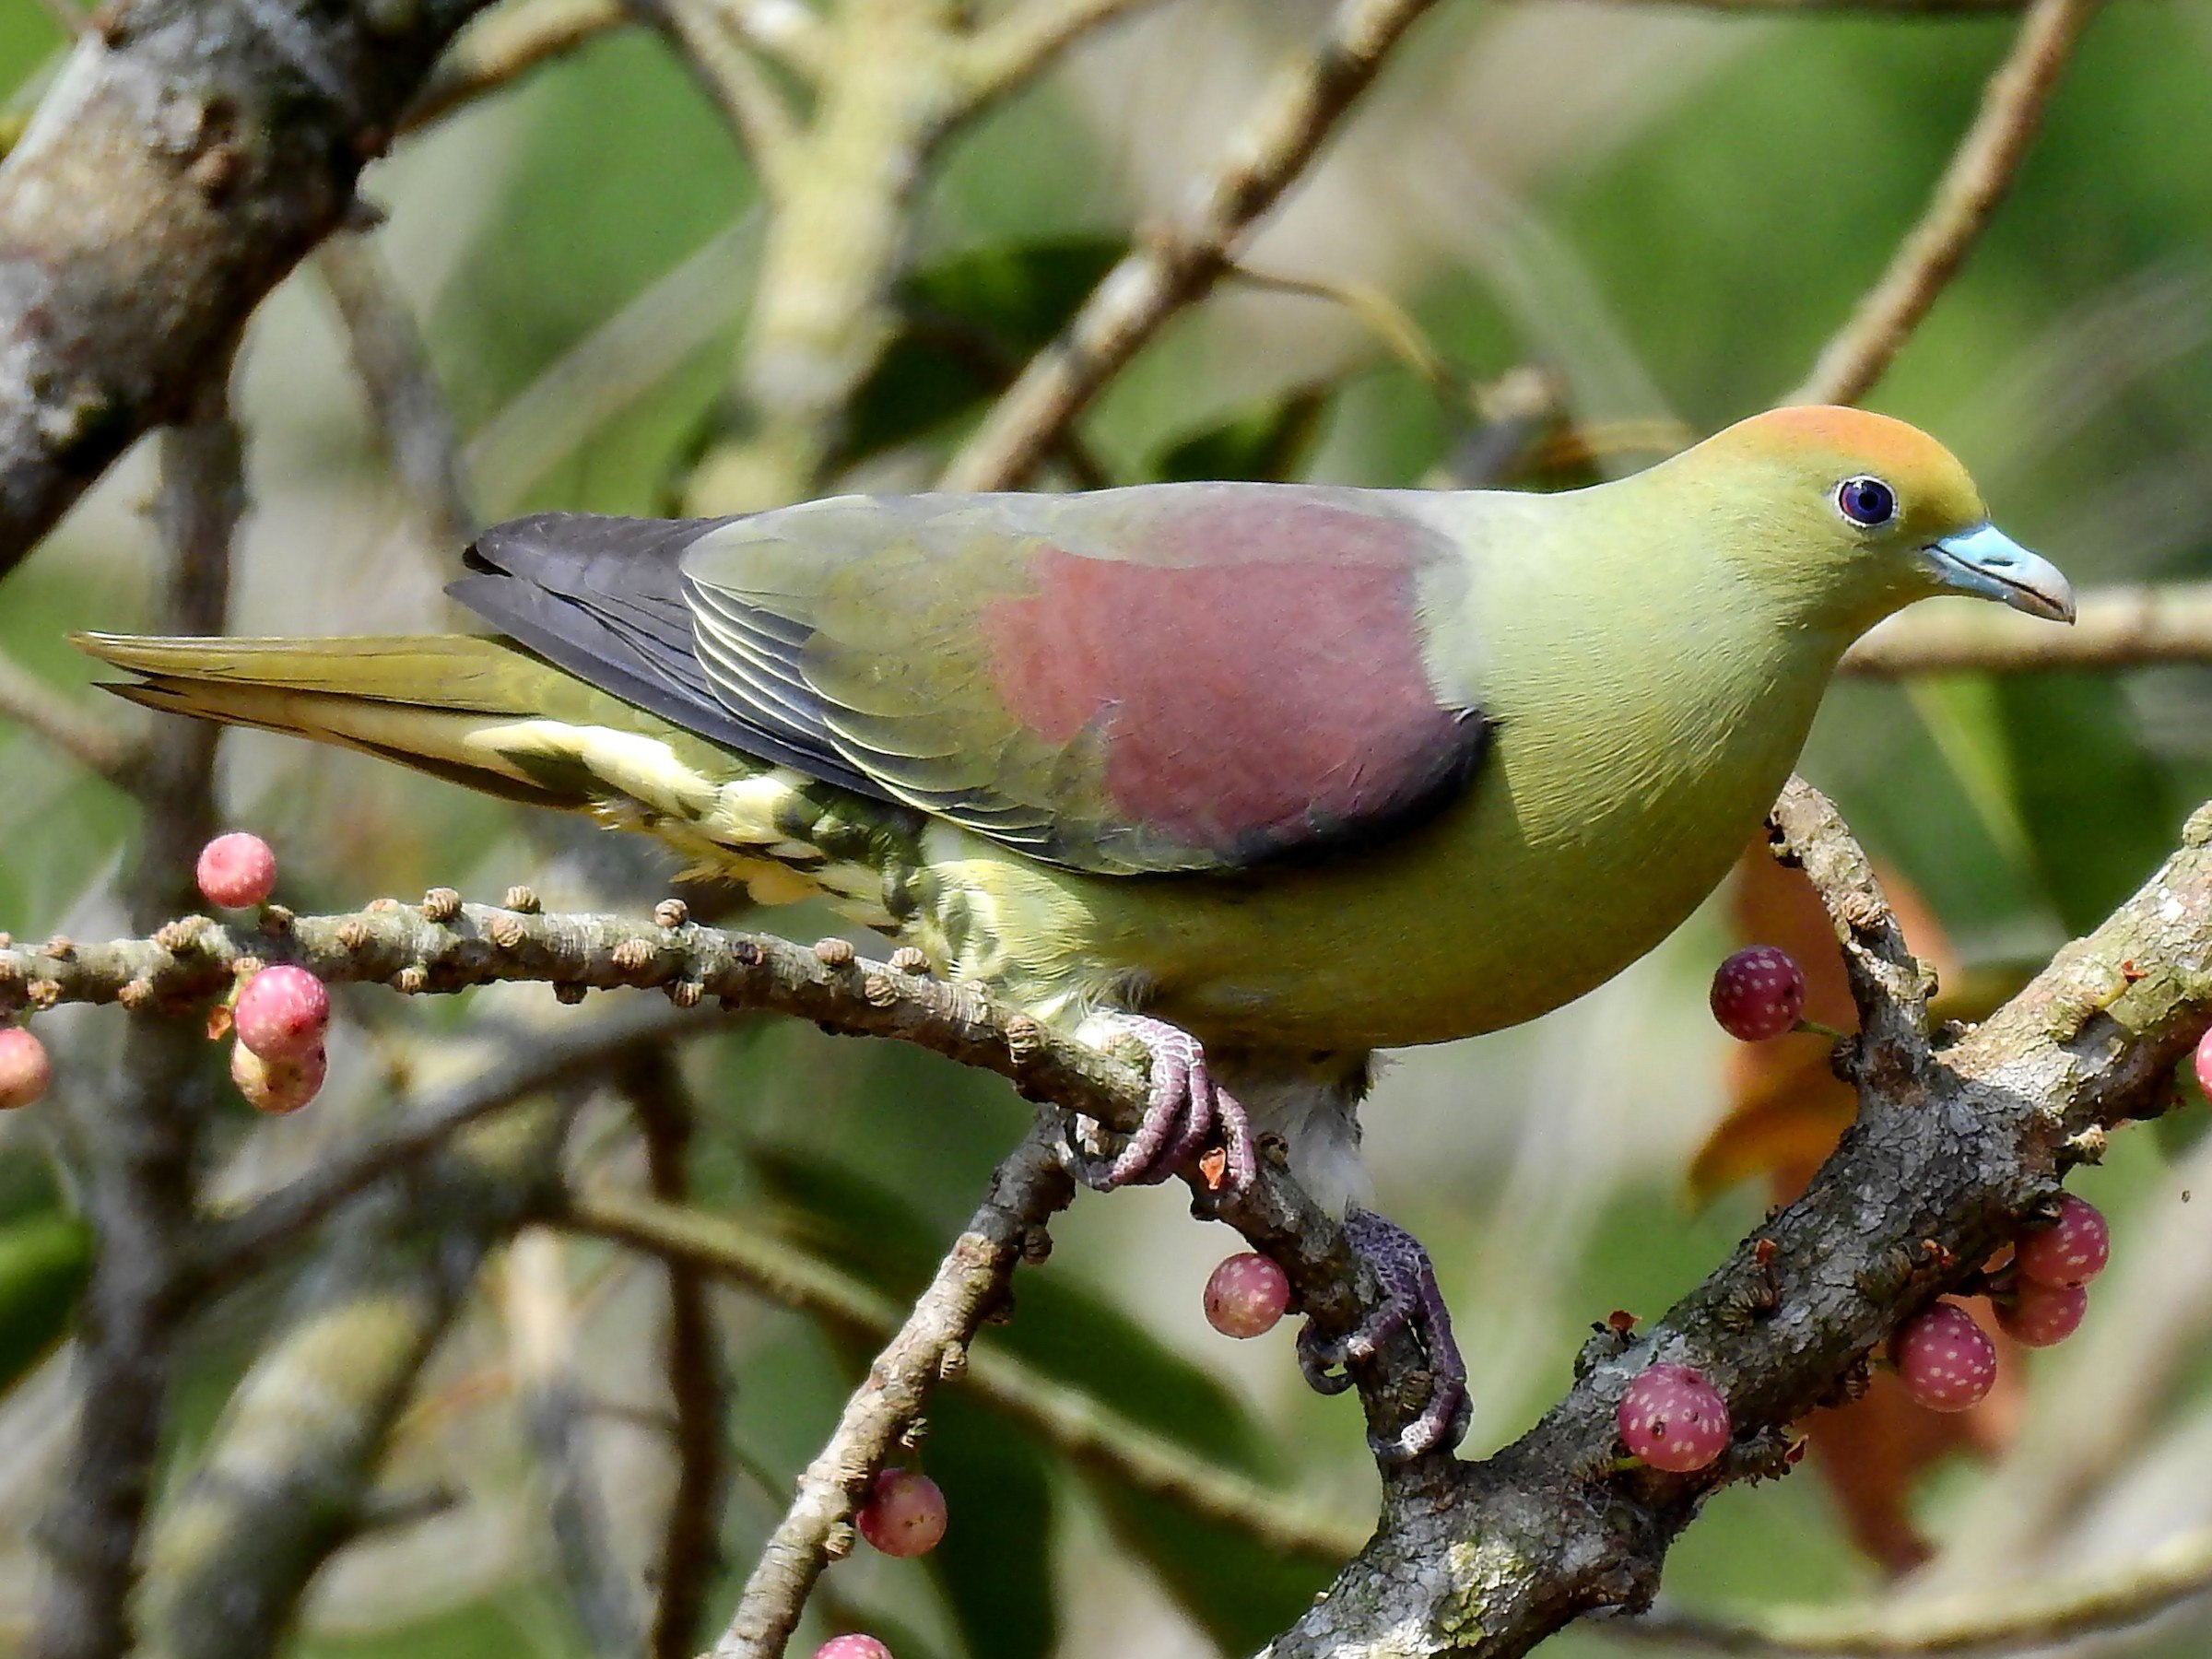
230,1041,326,1115
1995,1278,2088,1348
2014,1194,2109,1290
1205,1252,1291,1338
233,966,329,1062
855,1468,946,1559
1710,947,1806,1041
1617,1363,1731,1472
1891,1302,1997,1412
0,1028,51,1110
814,1639,892,1659
195,832,277,908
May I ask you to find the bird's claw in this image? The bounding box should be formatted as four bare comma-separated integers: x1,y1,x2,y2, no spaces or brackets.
1066,1013,1256,1194
1297,1208,1471,1464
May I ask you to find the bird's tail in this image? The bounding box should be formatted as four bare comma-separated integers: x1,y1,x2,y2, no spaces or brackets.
76,631,641,810
74,632,924,924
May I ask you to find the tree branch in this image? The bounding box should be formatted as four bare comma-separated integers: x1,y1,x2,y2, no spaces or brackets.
624,0,801,191
315,232,477,549
707,1117,1076,1659
959,0,1173,101
0,643,144,788
1785,0,2102,407
618,1049,730,1659
0,0,500,580
1841,582,2212,675
1255,794,2212,1656
401,0,630,133
939,0,1451,492
566,1186,1369,1561
28,383,240,1659
1622,1521,2212,1654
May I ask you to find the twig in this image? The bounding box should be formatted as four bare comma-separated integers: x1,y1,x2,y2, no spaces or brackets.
1786,0,2103,406
504,1226,647,1659
624,0,800,190
708,0,827,76
939,0,1451,491
0,644,143,787
0,0,501,577
315,234,477,548
1767,777,1934,1069
619,1051,729,1659
1841,582,2212,675
1619,1523,2212,1654
1544,0,2032,10
566,1187,1370,1562
402,0,630,132
960,0,1174,100
28,384,241,1659
707,1117,1077,1659
202,1001,711,1285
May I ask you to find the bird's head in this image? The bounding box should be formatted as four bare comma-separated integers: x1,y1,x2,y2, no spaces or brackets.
1667,405,2074,633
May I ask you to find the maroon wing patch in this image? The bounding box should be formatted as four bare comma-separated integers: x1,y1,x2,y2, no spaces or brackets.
977,496,1487,866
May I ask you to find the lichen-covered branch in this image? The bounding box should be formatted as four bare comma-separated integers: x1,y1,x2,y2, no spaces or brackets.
940,0,1452,492
567,1186,1368,1561
1257,798,2212,1657
0,0,499,578
135,1100,571,1659
27,387,240,1659
1786,0,2103,407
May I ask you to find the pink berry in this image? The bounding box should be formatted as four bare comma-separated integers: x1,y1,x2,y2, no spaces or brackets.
232,966,330,1062
2196,1025,2212,1100
1710,947,1806,1041
0,1028,51,1110
1205,1252,1291,1338
230,1041,326,1114
814,1640,892,1659
1890,1302,1998,1412
2014,1194,2109,1290
1995,1278,2088,1348
1617,1362,1732,1472
195,832,277,908
855,1468,946,1559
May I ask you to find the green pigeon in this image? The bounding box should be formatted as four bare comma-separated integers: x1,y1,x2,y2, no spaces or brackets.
77,405,2072,1459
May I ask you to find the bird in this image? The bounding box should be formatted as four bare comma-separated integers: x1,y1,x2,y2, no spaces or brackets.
77,404,2072,1460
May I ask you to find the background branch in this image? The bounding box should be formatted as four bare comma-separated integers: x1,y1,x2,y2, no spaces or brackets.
0,0,500,576
941,0,1449,491
1785,0,2102,406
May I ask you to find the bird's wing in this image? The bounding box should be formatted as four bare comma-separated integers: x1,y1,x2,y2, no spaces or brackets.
677,483,1491,876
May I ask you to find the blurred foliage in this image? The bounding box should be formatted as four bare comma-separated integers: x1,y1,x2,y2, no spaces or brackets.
5,1,2212,1655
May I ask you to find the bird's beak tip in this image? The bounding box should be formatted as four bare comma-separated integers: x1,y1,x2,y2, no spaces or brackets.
1927,524,2074,626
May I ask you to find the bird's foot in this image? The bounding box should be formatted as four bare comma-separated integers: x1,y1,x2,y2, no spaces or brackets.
1067,1013,1256,1194
1298,1208,1471,1464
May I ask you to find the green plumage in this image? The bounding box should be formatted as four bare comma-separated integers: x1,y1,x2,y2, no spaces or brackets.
77,406,2071,1071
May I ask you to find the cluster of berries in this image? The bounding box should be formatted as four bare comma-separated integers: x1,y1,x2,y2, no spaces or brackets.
197,833,331,1114
0,830,330,1115
1608,945,2136,1473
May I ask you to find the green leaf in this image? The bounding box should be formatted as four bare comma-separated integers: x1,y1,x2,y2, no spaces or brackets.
1149,388,1331,484
838,236,1125,464
1996,672,2183,935
1089,1481,1337,1655
918,1392,1059,1659
0,1210,90,1394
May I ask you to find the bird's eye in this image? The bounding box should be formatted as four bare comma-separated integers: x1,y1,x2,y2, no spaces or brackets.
1836,476,1898,528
